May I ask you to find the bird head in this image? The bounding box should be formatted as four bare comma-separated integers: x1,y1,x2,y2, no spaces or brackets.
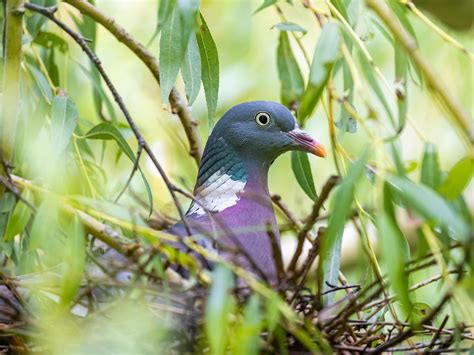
209,101,326,164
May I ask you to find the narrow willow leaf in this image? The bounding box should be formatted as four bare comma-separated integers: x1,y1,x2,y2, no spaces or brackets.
50,93,78,153
438,156,474,200
388,0,423,85
291,151,317,200
46,50,60,87
274,22,307,33
318,150,368,305
330,0,349,20
26,0,57,39
420,143,441,189
158,0,177,30
254,0,277,14
377,183,411,318
84,123,153,215
335,30,355,133
390,142,406,176
0,194,16,241
77,63,117,122
235,295,262,355
387,174,469,240
196,14,219,127
206,264,235,355
299,22,341,122
25,63,53,101
159,6,186,104
33,31,68,53
29,197,59,252
394,41,408,133
178,0,200,49
60,215,85,307
277,32,305,108
181,34,201,105
357,50,395,128
4,189,33,241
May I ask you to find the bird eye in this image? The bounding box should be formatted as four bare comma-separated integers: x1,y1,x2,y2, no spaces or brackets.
255,112,271,126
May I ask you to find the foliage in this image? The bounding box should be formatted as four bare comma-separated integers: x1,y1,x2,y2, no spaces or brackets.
0,0,472,353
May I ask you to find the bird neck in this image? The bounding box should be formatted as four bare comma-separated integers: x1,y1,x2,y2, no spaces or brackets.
187,138,271,216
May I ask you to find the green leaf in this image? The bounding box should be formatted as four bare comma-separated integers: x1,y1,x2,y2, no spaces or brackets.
438,156,474,200
196,14,220,127
335,51,356,133
33,31,68,53
234,295,262,355
377,183,411,318
299,22,341,123
206,264,235,355
159,6,186,104
254,0,277,14
386,174,469,240
390,142,406,176
158,0,177,30
25,63,53,101
357,49,396,128
181,33,201,105
84,123,154,215
178,0,200,49
0,194,16,242
394,41,408,134
60,215,85,307
420,143,441,189
277,32,305,108
26,0,57,39
50,93,78,152
291,151,317,200
4,189,33,241
29,197,59,252
318,150,368,305
274,22,307,33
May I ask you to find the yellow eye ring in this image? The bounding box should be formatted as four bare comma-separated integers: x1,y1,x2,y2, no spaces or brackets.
255,112,271,126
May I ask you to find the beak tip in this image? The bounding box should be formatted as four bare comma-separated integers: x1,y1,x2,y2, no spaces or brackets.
314,144,327,158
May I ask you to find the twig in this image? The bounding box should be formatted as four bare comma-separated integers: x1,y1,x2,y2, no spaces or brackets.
114,143,143,203
362,270,462,312
322,282,360,295
426,315,449,352
24,2,192,237
287,175,340,273
403,0,474,60
271,194,303,231
371,293,452,354
266,222,284,286
0,175,36,212
62,0,203,165
366,0,472,145
288,226,324,305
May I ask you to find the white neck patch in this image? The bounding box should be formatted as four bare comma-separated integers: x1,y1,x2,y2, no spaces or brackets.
187,169,246,216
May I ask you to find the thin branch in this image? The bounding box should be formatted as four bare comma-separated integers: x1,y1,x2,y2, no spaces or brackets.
371,293,452,354
114,143,143,203
266,222,285,286
366,0,473,145
287,175,340,273
426,315,449,351
62,0,203,165
24,2,193,237
0,175,36,212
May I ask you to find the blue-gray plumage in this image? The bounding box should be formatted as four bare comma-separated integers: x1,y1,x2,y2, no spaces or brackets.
168,101,326,284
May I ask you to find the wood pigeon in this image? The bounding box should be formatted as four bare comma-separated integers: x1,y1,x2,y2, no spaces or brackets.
168,101,326,285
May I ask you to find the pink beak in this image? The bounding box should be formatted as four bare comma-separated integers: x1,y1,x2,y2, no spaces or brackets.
286,128,327,158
